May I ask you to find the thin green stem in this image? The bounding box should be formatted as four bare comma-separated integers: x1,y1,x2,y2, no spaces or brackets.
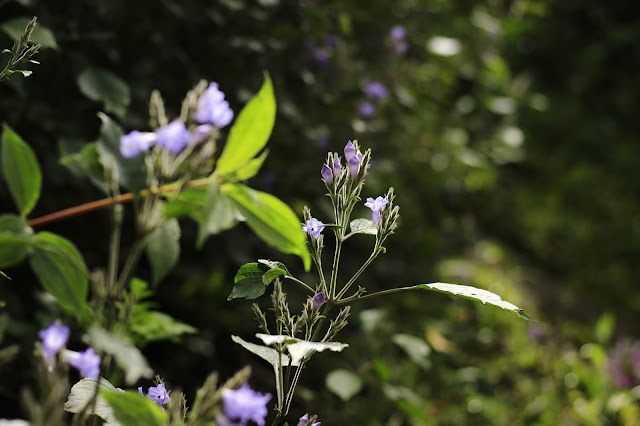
336,249,379,300
285,276,315,294
115,236,148,293
335,286,408,305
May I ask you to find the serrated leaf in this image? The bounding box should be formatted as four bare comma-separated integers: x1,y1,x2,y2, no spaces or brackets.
1,125,42,216
216,73,275,175
349,218,377,235
0,215,32,268
146,219,180,285
29,232,87,316
193,180,240,247
0,17,58,49
94,112,146,191
222,183,310,270
228,262,270,300
65,378,122,426
326,369,362,401
403,282,536,321
87,327,153,385
100,391,167,426
78,68,131,118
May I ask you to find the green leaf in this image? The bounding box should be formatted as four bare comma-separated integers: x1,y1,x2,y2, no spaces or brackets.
87,327,153,385
258,259,289,285
0,214,32,268
163,187,207,218
29,232,87,315
391,334,431,369
78,68,131,118
349,218,377,235
145,219,180,285
100,390,167,426
326,369,362,401
233,149,269,181
1,125,42,216
193,180,240,247
228,262,270,300
222,183,310,270
59,140,108,193
0,17,59,49
129,311,196,346
95,112,147,191
65,378,122,426
255,333,349,364
216,73,275,175
404,282,536,322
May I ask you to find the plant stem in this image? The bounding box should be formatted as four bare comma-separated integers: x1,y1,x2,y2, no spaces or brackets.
285,276,315,294
336,248,378,300
115,236,148,292
335,286,408,305
27,177,212,228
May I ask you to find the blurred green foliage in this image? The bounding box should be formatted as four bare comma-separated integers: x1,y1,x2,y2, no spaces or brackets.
1,0,640,424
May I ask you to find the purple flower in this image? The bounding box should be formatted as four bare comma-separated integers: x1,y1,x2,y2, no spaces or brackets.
221,384,271,426
332,157,341,177
39,322,70,363
344,140,356,162
120,131,157,159
608,339,640,388
156,120,192,154
312,292,326,309
297,413,321,426
303,218,325,238
190,124,214,146
348,150,363,178
195,82,234,128
138,387,144,396
359,102,375,117
147,383,170,409
321,164,333,184
316,136,329,150
390,26,406,40
64,348,100,378
313,49,330,66
362,81,388,101
364,196,389,225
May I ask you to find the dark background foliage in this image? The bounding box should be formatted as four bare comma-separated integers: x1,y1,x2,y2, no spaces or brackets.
1,0,640,424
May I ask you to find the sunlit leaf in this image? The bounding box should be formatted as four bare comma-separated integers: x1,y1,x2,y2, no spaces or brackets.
216,73,275,175
193,180,240,247
129,311,196,346
233,149,269,181
100,390,167,426
326,369,362,401
222,183,310,270
65,377,122,426
349,218,377,235
1,125,42,216
391,334,431,369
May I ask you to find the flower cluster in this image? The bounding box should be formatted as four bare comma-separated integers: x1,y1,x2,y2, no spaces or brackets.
39,322,100,378
216,384,272,426
119,82,233,159
139,383,170,410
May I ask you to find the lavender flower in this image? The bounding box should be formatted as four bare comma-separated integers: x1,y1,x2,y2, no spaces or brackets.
64,348,100,378
120,131,157,159
190,124,214,146
332,157,341,176
390,25,406,40
297,413,321,426
303,218,325,238
321,164,333,184
156,120,192,154
362,81,388,100
365,196,389,225
220,384,271,426
344,140,356,162
312,292,326,309
147,383,170,409
195,82,234,128
359,101,375,117
39,322,70,363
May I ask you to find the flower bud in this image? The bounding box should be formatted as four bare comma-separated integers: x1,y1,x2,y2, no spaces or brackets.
333,157,341,176
344,140,356,162
321,164,333,184
348,155,360,178
312,292,326,309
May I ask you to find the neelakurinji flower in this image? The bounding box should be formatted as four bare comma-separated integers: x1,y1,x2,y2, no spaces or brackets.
303,218,325,238
218,384,271,426
362,81,388,100
194,82,234,128
38,322,70,364
321,163,333,184
344,140,356,162
190,124,214,146
297,413,321,426
156,120,192,154
390,25,406,40
344,141,363,178
332,157,341,176
312,292,326,309
147,383,170,409
64,347,100,378
120,130,157,159
365,196,389,225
